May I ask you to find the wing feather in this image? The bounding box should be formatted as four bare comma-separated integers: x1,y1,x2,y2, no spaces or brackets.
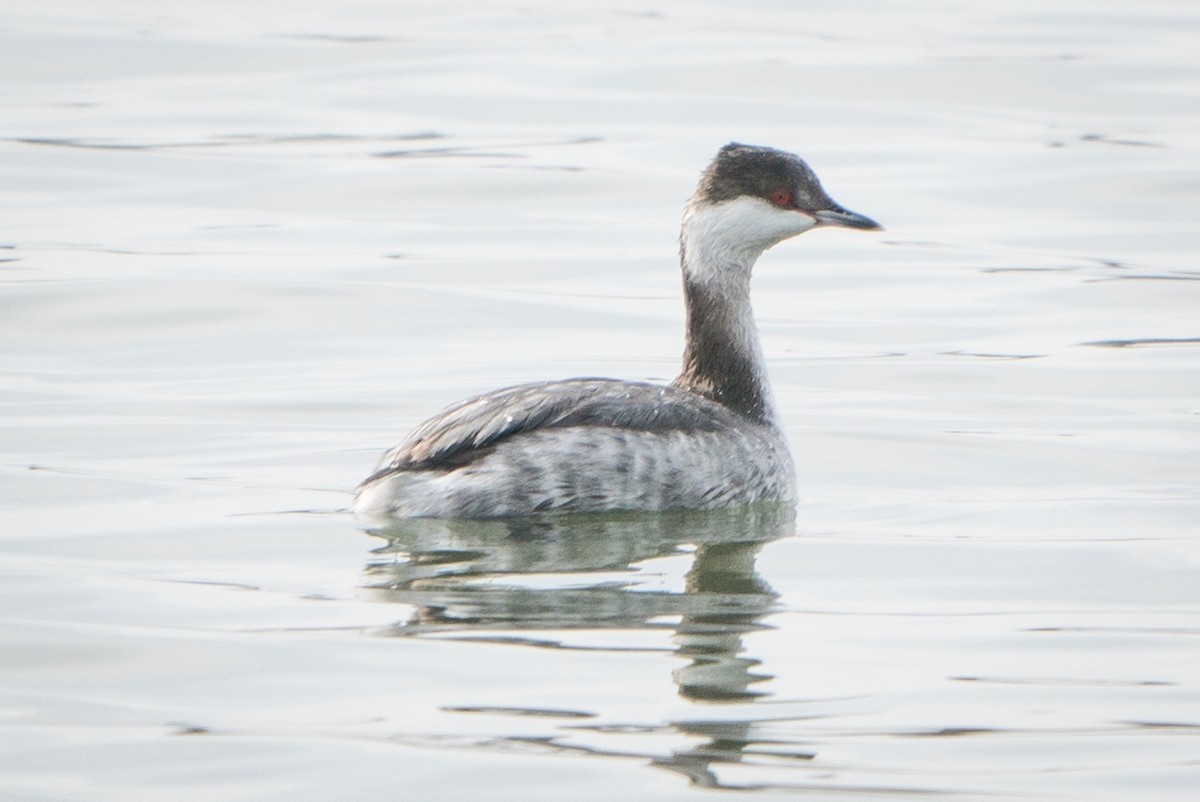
363,378,740,481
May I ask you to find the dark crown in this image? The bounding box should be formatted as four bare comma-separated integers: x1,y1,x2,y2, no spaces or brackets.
695,142,834,211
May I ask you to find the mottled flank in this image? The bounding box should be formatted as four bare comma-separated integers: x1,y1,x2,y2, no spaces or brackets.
355,379,794,518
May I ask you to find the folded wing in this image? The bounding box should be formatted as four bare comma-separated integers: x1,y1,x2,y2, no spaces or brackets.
362,378,740,482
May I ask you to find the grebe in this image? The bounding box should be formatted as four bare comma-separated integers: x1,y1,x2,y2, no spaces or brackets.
355,143,880,518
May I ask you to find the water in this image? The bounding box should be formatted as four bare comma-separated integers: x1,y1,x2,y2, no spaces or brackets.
2,1,1198,799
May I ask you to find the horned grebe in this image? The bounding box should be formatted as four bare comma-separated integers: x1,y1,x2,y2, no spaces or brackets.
355,143,880,518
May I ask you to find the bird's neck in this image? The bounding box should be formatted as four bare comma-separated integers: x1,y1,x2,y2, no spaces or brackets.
673,240,777,425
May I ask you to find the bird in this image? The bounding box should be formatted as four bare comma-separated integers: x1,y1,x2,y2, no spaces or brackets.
354,143,880,518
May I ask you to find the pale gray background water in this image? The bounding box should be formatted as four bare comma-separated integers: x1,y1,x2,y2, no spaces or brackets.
2,1,1198,800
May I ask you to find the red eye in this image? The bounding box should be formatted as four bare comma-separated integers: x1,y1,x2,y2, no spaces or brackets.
769,189,793,208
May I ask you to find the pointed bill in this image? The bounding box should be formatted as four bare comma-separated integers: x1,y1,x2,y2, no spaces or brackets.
812,206,882,231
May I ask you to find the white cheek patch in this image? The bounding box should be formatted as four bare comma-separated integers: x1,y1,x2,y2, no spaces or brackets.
681,196,817,283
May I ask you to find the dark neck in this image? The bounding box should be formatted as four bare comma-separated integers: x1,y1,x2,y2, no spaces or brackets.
674,275,773,423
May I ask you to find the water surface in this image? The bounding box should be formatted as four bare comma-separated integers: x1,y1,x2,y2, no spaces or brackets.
2,1,1198,800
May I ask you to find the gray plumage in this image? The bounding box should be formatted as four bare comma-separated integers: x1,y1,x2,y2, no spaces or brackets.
364,379,739,475
357,379,794,518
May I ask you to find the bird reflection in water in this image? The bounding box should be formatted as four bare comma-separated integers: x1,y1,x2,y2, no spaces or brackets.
361,503,815,789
